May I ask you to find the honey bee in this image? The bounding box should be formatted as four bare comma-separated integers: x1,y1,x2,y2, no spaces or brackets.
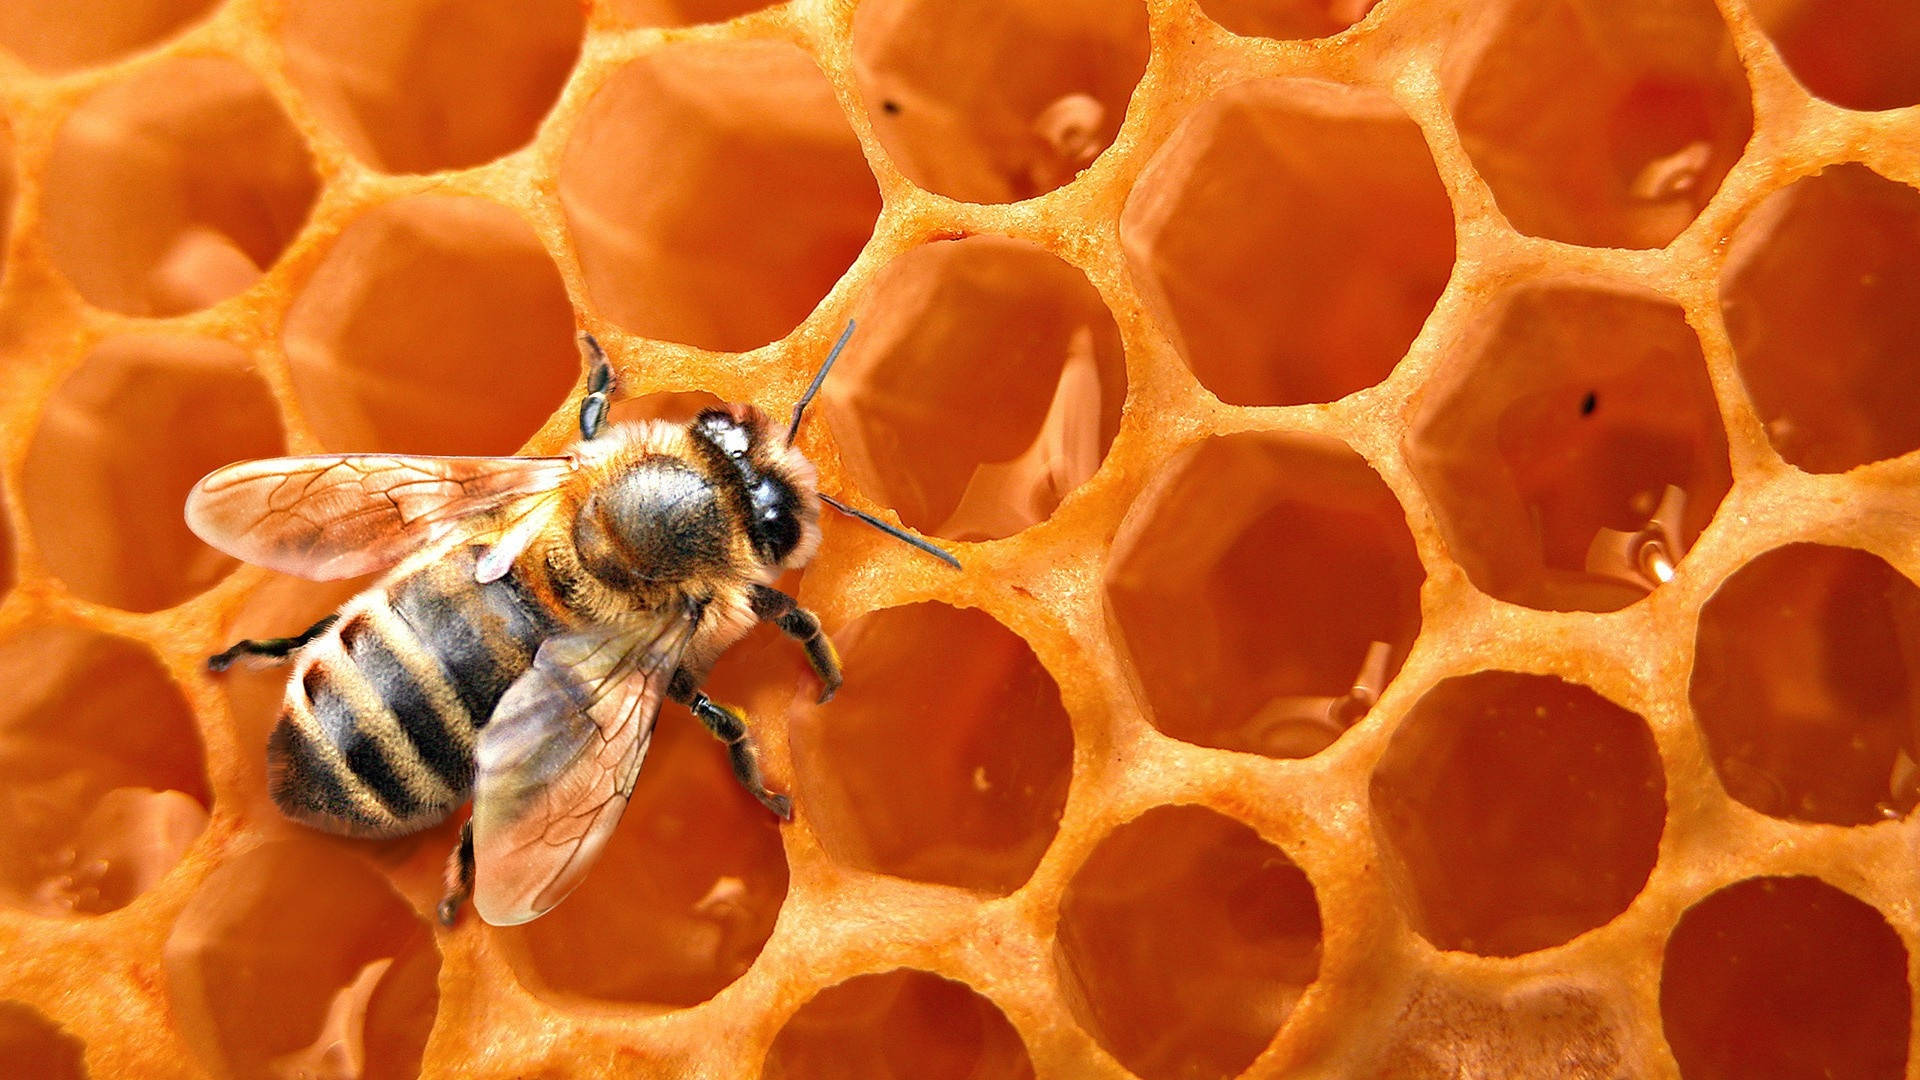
186,325,955,926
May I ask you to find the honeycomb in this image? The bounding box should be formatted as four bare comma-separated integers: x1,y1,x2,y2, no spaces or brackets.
0,0,1917,1076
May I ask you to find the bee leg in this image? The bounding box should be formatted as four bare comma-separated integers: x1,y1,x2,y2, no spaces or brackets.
578,334,615,440
675,680,792,820
748,584,841,703
437,819,475,927
207,614,339,672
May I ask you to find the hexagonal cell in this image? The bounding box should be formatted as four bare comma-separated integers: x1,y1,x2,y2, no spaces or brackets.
1690,544,1920,825
1056,805,1322,1080
763,970,1035,1080
820,236,1126,542
283,0,582,174
0,625,210,916
1198,0,1379,39
1405,283,1732,613
0,1001,86,1080
788,603,1071,895
1121,78,1454,407
1661,877,1911,1080
1105,432,1424,759
40,57,319,317
502,701,788,1006
1361,977,1639,1080
1747,0,1920,112
1441,0,1753,248
560,40,881,353
0,0,216,74
165,840,439,1079
284,195,577,455
851,0,1147,203
1719,165,1920,474
606,0,774,28
1370,672,1666,957
23,336,284,612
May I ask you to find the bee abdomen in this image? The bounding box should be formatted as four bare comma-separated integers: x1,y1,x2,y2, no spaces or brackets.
390,545,566,728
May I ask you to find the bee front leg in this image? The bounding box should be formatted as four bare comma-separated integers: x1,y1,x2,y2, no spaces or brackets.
207,614,338,672
670,669,792,820
747,584,841,703
437,819,475,926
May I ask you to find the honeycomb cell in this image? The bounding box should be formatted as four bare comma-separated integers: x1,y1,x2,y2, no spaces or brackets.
0,625,209,916
560,41,881,352
22,336,284,612
762,969,1035,1080
1361,977,1637,1080
1121,78,1454,406
820,236,1126,542
164,840,439,1080
606,0,775,28
284,195,577,455
1661,877,1911,1080
1056,805,1322,1080
1198,0,1379,40
1719,165,1920,474
788,603,1071,895
1442,0,1753,248
503,701,788,1006
40,57,319,316
1370,672,1665,956
1747,0,1920,112
1105,432,1423,758
851,0,1148,203
1690,544,1920,825
283,0,583,174
0,1001,86,1080
1405,283,1731,613
0,0,215,74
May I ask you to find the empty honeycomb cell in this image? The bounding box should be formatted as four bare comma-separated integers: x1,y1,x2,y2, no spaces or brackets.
22,335,284,612
1747,0,1920,112
0,1001,86,1080
851,0,1148,203
607,0,777,28
762,969,1035,1080
1370,672,1665,956
1105,431,1423,758
164,840,440,1080
1121,78,1454,407
0,624,209,916
560,40,880,353
283,195,577,456
1405,283,1731,613
282,0,583,174
1689,544,1920,825
1361,977,1640,1080
1197,0,1379,40
0,0,215,74
40,57,319,317
502,702,788,1006
1719,165,1920,474
787,603,1071,894
1056,805,1322,1080
1661,876,1911,1080
1442,0,1753,249
820,236,1126,542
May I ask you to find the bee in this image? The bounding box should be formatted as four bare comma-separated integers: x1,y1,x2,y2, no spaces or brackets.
186,325,955,926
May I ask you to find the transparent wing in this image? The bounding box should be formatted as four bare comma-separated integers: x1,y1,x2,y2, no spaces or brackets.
185,454,573,580
469,605,698,926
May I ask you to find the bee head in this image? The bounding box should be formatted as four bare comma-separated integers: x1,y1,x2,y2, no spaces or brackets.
690,404,820,570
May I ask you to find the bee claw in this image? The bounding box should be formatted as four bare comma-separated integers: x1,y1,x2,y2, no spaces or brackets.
436,898,461,927
765,792,793,821
816,684,837,705
206,652,234,673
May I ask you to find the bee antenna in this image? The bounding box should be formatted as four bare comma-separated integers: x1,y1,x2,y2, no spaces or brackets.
819,493,961,569
788,320,856,444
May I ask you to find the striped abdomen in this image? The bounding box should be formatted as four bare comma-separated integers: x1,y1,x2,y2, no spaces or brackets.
267,545,570,837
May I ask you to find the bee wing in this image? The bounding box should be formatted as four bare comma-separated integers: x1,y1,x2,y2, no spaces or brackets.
185,454,574,580
469,606,698,926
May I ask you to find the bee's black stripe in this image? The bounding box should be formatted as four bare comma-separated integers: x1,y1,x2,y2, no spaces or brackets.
392,546,563,728
305,670,422,819
340,614,472,792
267,716,365,828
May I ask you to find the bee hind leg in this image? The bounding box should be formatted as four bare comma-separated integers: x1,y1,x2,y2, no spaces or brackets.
207,614,338,672
748,584,841,703
672,673,792,820
437,820,475,927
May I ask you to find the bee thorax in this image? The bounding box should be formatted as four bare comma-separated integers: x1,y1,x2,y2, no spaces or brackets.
574,458,730,589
